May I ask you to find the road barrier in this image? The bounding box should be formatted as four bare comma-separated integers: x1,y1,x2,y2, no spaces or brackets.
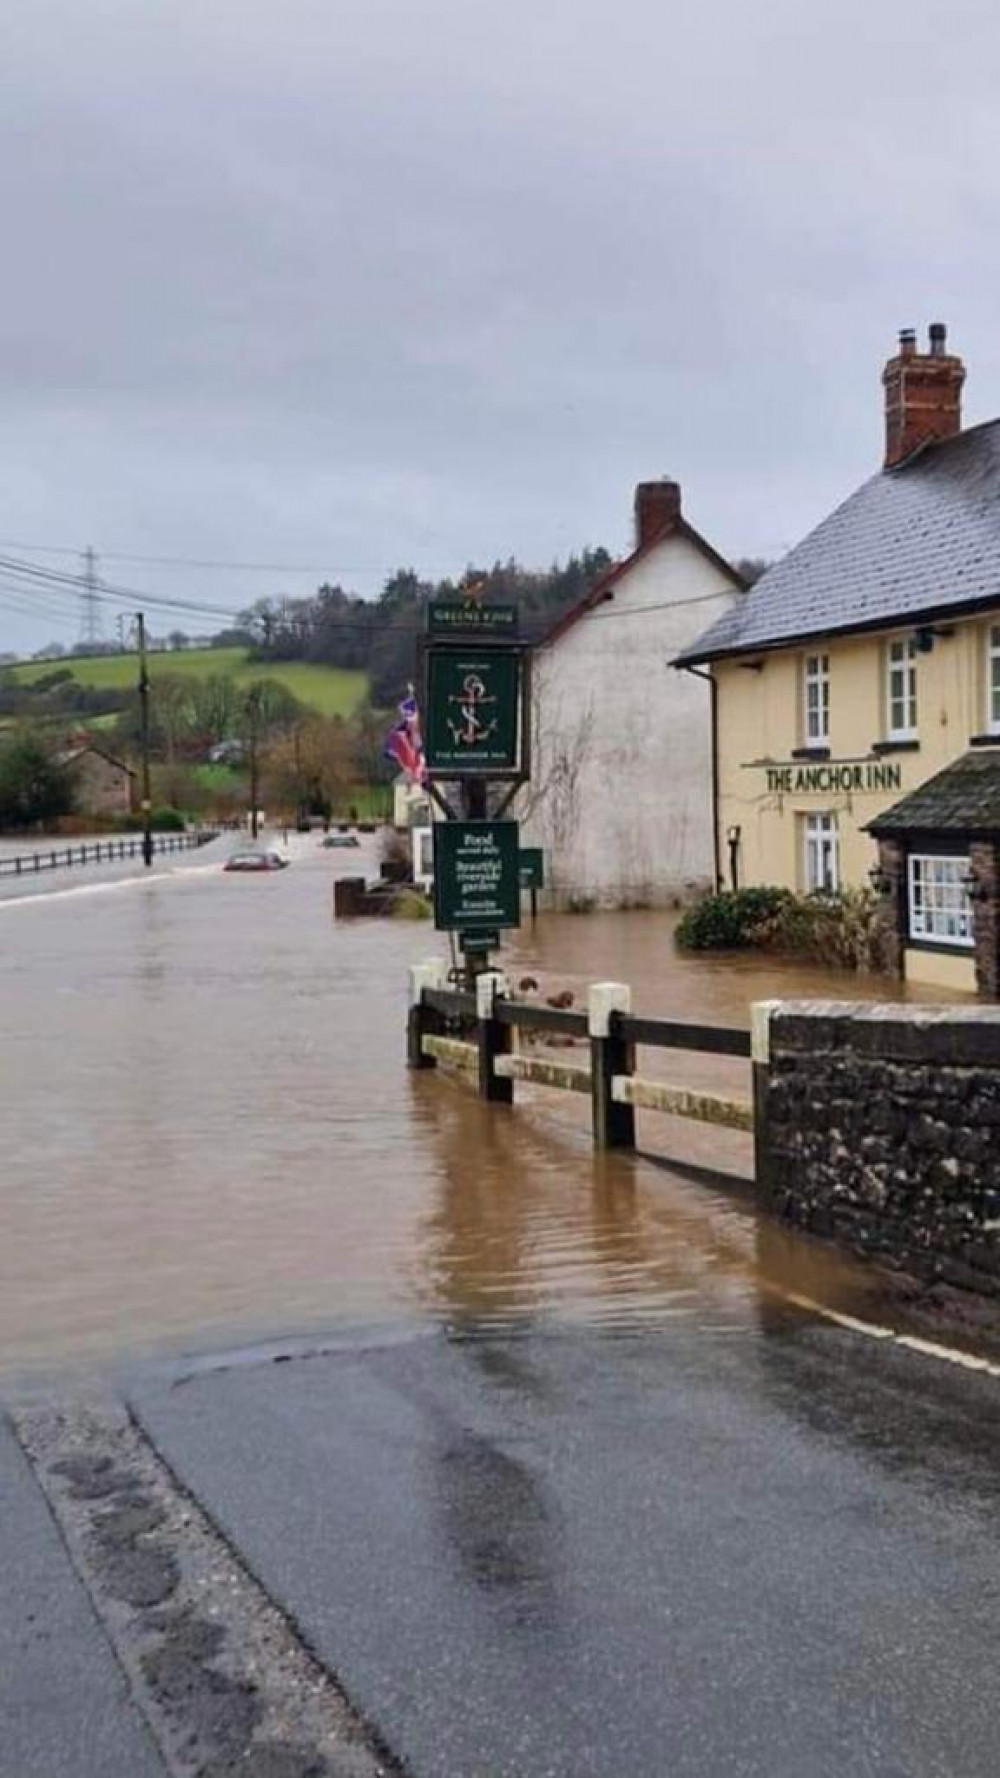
407,961,755,1155
0,830,216,879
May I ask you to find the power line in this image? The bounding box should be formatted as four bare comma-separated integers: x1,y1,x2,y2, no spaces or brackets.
0,537,466,576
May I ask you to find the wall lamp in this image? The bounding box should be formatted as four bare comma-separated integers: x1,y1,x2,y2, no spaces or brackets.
913,624,955,654
962,865,987,903
868,864,894,897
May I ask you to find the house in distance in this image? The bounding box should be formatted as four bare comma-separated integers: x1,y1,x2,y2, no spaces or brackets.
520,479,743,908
59,741,136,820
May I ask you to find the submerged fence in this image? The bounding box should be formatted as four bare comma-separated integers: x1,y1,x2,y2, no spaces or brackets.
409,966,1000,1300
0,831,216,879
407,961,758,1155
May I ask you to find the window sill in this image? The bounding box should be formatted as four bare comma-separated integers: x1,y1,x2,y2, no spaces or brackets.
791,746,830,760
969,733,1000,748
906,936,976,957
872,738,920,754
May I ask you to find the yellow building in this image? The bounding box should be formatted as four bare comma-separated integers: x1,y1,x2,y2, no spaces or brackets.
677,324,1000,996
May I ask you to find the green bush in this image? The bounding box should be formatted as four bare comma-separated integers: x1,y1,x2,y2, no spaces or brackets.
151,807,186,832
389,888,432,920
675,886,792,950
752,887,881,971
676,884,881,971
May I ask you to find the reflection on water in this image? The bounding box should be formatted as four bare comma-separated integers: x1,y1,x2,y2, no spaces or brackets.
0,841,955,1374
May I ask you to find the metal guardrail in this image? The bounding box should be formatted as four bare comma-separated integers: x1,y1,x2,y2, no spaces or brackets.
409,967,756,1154
0,830,217,879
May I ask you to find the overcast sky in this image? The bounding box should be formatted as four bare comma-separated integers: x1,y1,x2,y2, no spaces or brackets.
2,0,999,653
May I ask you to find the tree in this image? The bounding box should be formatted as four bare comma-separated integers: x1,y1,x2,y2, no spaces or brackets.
733,557,773,587
0,730,76,829
264,716,354,818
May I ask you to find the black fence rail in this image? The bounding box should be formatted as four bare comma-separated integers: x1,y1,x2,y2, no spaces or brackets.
0,830,217,879
409,969,756,1155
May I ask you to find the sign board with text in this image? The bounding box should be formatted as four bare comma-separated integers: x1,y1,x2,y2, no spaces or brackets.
752,759,903,795
433,821,521,932
428,602,518,638
425,648,522,777
519,847,545,890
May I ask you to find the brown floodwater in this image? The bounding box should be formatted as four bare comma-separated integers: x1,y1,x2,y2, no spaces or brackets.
0,834,970,1376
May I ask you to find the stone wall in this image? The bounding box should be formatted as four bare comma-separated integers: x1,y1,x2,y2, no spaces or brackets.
757,1001,1000,1295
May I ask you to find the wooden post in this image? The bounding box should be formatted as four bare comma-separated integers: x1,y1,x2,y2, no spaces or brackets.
588,982,635,1150
407,959,449,1070
751,1000,780,1194
476,970,512,1103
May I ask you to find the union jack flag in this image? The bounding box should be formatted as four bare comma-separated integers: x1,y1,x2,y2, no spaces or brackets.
383,689,426,783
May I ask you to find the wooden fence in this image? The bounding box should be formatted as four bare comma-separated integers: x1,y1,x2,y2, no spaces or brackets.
0,831,216,879
407,961,760,1158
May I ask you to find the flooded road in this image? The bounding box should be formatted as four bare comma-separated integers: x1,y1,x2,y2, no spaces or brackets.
0,834,966,1374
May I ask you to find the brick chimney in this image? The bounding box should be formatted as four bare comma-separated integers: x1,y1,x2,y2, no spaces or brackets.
882,323,965,468
634,479,681,549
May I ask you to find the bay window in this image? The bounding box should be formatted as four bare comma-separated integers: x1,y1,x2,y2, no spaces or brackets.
907,854,974,948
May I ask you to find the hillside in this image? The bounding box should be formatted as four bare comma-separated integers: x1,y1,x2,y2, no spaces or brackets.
8,647,368,718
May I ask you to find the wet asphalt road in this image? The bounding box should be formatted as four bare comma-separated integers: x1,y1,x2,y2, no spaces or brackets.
125,1307,1000,1778
5,848,1000,1773
0,1416,165,1778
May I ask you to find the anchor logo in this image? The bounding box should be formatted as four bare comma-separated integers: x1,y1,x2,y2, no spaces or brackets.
447,672,498,748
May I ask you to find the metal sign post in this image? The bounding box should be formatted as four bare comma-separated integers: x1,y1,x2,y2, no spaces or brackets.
422,598,531,984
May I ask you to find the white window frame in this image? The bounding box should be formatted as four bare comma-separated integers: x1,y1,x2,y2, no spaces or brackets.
987,623,1000,734
907,853,974,949
803,812,840,893
803,652,830,746
886,636,918,741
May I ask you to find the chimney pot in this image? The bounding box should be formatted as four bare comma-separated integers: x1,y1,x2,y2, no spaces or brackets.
634,479,681,550
899,328,917,358
929,321,947,357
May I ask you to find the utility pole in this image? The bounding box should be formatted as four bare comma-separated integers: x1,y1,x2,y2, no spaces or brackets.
246,688,261,839
136,612,154,867
79,546,102,650
116,612,126,653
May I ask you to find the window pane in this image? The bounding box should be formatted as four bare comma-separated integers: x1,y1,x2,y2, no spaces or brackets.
887,638,917,736
908,855,973,947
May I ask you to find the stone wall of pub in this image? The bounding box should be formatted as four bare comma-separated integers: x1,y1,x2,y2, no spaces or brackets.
759,1004,1000,1294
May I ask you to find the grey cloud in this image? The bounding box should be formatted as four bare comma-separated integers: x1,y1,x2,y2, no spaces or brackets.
2,0,1000,652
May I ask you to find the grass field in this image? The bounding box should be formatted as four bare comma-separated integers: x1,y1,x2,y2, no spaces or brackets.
7,648,367,717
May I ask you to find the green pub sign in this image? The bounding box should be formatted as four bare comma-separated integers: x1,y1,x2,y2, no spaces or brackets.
428,601,518,637
433,821,521,932
425,648,521,776
518,847,545,890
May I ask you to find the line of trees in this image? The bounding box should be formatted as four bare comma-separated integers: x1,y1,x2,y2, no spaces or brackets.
225,552,616,705
0,731,76,829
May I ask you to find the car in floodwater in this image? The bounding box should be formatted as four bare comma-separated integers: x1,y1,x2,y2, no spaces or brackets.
223,849,289,873
321,833,360,849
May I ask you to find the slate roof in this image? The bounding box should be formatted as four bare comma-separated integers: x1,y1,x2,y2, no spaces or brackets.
58,743,136,776
868,749,1000,836
676,419,1000,665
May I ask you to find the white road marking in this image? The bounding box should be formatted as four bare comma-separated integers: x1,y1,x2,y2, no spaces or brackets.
0,863,220,909
780,1289,1000,1378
